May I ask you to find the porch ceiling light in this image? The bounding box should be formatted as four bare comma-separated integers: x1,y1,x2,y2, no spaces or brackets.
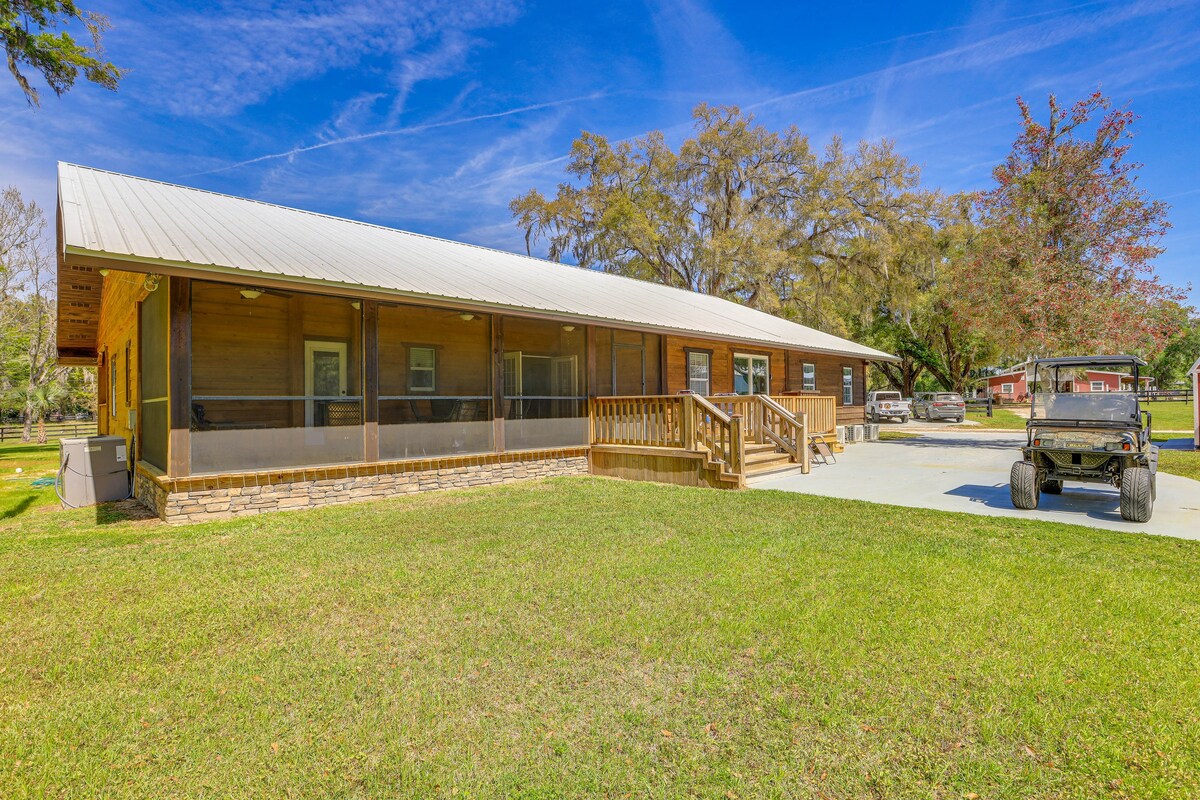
239,288,263,300
458,312,476,321
561,324,576,332
98,268,110,277
350,300,361,310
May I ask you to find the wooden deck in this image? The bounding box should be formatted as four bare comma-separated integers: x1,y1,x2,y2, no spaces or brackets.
588,394,836,489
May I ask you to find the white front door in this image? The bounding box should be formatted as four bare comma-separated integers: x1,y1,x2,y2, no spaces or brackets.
304,340,348,426
733,353,769,395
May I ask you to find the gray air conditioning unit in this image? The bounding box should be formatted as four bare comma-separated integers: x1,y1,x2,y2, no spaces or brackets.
850,425,865,443
57,436,131,508
865,423,880,441
835,426,847,446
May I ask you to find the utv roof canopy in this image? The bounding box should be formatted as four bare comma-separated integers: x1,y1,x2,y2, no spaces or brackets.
1030,355,1147,368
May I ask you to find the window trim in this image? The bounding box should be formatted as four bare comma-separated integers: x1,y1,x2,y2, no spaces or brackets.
802,362,816,392
684,348,712,396
1089,380,1106,392
407,344,438,393
1000,382,1015,394
842,366,854,405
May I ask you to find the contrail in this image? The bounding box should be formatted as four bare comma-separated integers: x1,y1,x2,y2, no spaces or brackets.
189,91,608,176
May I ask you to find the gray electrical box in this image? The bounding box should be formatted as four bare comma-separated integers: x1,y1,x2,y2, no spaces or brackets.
59,436,130,507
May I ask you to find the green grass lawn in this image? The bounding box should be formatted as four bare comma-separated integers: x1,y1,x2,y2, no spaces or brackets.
1,442,1199,798
965,407,1028,429
1143,400,1195,431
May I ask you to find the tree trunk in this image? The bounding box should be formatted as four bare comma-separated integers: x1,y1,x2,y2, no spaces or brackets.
36,418,46,445
21,402,33,443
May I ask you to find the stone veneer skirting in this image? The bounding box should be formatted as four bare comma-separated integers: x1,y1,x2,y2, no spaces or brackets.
134,448,589,524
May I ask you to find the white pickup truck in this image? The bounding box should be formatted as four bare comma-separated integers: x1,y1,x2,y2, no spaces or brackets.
865,391,911,423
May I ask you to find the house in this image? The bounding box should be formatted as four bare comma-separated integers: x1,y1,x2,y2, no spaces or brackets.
983,362,1154,402
1192,356,1200,449
56,163,896,522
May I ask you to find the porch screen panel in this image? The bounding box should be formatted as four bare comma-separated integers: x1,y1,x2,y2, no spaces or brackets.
502,317,587,449
139,282,169,470
378,303,493,459
189,280,363,473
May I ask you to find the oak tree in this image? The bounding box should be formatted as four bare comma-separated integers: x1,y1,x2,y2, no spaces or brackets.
2,0,122,105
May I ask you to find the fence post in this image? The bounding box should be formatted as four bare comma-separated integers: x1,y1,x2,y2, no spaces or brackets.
987,397,993,418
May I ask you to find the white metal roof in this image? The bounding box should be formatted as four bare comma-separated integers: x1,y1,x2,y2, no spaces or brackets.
58,163,896,361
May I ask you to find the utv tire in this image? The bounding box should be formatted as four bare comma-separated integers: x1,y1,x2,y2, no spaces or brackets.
1010,461,1040,510
1120,467,1153,523
1040,479,1063,495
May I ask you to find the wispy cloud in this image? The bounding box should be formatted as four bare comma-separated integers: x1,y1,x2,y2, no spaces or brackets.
748,0,1193,114
122,0,521,118
189,92,608,176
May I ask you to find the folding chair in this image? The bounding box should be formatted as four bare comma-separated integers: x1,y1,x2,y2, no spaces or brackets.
809,437,837,465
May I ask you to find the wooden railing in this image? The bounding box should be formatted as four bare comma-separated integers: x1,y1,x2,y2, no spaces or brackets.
685,394,745,481
773,395,837,434
591,396,683,447
591,393,822,483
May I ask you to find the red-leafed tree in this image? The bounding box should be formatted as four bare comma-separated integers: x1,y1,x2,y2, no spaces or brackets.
956,91,1186,357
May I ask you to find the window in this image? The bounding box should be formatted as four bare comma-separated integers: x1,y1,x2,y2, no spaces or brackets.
687,350,711,395
110,351,118,417
124,341,132,405
842,366,853,405
1090,381,1106,392
802,362,816,392
1000,382,1014,394
408,346,437,392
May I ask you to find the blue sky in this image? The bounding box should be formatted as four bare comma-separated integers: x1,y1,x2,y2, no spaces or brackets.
2,0,1198,304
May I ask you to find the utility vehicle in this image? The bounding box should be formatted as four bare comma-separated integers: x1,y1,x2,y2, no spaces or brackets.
1009,355,1157,523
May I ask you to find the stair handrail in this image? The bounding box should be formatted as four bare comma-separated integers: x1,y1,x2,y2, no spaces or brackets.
686,393,745,480
758,394,811,474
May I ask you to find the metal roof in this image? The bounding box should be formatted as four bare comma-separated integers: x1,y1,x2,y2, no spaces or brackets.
58,163,896,361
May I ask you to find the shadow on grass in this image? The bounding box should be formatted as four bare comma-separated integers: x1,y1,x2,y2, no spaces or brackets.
0,494,37,520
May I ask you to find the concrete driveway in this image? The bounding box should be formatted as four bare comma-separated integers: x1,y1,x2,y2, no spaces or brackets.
751,431,1200,540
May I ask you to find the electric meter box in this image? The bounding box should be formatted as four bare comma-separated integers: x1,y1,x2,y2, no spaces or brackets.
58,436,130,507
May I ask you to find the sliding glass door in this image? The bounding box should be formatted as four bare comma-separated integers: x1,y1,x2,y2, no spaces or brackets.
733,353,769,395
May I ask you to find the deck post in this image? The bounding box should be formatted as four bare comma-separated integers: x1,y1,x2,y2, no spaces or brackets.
362,299,379,462
729,413,745,483
167,276,191,477
801,411,811,474
680,393,696,449
491,315,505,452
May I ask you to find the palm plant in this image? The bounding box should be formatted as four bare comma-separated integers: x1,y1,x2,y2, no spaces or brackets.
23,383,65,444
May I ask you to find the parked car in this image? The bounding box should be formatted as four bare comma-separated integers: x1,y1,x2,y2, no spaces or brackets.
1009,355,1157,523
912,392,966,422
865,391,911,423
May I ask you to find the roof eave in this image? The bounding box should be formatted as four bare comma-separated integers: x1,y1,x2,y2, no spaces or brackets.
64,247,898,363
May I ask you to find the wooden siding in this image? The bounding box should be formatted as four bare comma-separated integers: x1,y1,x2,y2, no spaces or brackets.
590,446,737,489
663,335,787,395
191,281,362,428
378,303,491,398
95,270,150,448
